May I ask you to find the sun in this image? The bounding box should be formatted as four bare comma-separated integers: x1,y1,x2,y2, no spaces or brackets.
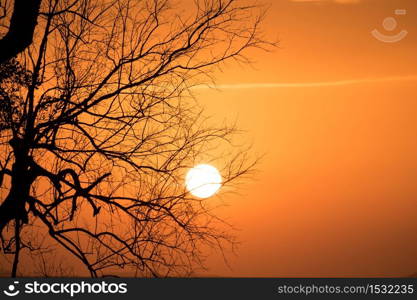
185,164,222,198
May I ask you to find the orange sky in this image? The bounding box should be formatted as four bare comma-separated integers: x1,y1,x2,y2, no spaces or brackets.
195,0,417,277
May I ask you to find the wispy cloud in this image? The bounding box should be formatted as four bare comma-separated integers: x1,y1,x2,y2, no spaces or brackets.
195,75,417,90
291,0,361,4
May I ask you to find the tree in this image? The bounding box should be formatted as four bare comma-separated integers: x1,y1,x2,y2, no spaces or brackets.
0,0,43,64
0,0,271,277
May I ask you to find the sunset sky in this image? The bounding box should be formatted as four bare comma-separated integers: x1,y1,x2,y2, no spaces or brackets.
195,0,417,277
1,0,416,279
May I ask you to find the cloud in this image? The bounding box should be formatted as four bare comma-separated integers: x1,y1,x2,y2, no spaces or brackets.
194,75,417,90
291,0,361,4
333,0,361,3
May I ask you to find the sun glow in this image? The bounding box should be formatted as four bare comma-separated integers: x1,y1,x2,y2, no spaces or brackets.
185,164,222,198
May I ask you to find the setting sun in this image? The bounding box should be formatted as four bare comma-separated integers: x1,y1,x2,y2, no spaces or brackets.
185,164,222,198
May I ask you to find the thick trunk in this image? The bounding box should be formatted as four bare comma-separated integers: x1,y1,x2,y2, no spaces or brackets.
0,0,42,64
0,178,31,233
0,138,34,234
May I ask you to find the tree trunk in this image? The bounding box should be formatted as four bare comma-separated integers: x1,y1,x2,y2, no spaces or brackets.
0,138,33,234
0,0,42,64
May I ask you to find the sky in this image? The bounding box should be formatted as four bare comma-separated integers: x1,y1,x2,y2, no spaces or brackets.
1,0,415,278
195,0,417,277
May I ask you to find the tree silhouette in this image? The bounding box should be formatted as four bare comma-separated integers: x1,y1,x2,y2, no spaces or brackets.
0,0,271,277
0,0,42,64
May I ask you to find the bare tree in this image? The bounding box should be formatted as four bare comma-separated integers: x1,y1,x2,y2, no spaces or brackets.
0,0,272,277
